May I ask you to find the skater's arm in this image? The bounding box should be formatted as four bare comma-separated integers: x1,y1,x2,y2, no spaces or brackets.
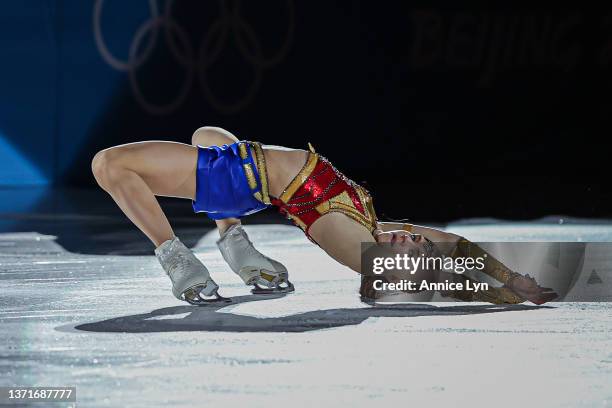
376,222,521,278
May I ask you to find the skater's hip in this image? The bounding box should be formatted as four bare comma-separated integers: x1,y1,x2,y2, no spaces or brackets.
192,141,271,219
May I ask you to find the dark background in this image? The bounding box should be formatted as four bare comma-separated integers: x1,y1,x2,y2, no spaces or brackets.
0,1,609,222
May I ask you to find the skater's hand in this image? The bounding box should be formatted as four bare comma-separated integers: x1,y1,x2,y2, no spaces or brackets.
506,274,558,305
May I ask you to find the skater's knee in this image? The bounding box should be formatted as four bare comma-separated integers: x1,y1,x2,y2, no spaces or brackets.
91,148,126,189
191,126,239,147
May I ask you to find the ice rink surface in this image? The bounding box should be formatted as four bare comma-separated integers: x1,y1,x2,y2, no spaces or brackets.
1,218,611,407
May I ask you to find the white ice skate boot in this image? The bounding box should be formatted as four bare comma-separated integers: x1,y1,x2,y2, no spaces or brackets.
217,224,294,294
155,237,229,305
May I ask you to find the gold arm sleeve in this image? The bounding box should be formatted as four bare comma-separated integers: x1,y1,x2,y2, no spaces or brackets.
452,237,521,285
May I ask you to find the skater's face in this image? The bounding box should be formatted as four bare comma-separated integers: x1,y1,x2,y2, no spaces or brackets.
397,233,434,255
375,231,434,255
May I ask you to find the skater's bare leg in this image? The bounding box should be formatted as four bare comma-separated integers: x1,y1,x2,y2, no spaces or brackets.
91,141,197,247
92,141,226,303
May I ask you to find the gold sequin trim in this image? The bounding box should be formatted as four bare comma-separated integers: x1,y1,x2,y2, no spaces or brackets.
238,142,248,160
276,144,378,234
355,186,378,232
242,163,258,190
251,142,271,204
454,238,518,284
315,191,355,215
279,152,318,204
314,189,377,233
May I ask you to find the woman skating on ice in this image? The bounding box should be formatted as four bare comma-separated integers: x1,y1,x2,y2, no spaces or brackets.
91,126,557,305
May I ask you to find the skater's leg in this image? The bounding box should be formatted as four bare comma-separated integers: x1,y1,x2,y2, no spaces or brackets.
91,141,197,247
91,140,226,304
192,125,239,146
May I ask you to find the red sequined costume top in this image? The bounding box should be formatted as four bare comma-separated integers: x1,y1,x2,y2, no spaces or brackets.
270,144,378,240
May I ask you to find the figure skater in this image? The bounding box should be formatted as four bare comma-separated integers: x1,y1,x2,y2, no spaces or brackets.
91,127,557,305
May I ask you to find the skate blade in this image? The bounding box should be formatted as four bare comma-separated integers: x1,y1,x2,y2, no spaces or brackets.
183,288,231,305
251,280,295,295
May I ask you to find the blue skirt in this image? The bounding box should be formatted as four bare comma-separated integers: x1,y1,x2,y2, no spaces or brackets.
192,141,270,219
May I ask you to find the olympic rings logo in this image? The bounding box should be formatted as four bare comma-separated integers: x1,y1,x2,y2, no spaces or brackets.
93,0,294,114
